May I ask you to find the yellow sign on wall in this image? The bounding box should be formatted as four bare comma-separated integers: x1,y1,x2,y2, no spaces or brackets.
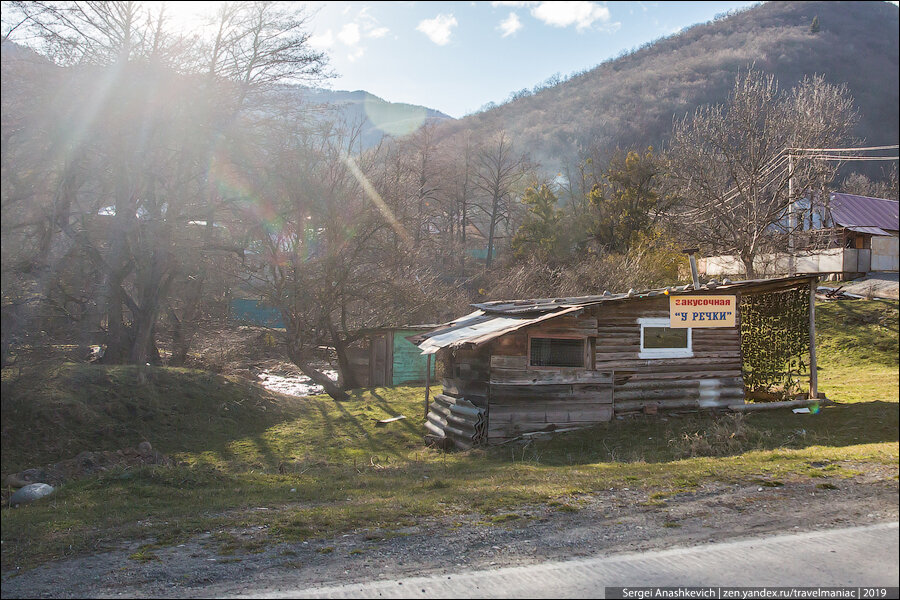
670,295,737,328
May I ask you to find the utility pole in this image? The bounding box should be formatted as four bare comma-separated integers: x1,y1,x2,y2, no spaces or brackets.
784,144,899,278
787,151,795,277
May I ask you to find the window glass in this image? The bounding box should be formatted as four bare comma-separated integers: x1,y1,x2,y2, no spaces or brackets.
643,327,688,349
530,337,584,367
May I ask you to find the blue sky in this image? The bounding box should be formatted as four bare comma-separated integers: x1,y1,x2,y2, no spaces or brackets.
305,1,758,117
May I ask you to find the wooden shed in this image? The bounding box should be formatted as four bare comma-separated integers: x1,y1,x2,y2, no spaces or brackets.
410,276,819,449
346,326,437,387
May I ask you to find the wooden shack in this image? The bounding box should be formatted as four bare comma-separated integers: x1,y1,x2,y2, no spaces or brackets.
410,276,819,449
346,326,437,387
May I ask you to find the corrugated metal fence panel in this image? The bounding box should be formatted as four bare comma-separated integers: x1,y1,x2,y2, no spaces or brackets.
392,329,435,385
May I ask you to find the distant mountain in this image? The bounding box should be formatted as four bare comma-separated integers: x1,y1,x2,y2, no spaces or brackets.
296,87,454,148
441,1,899,173
0,41,453,150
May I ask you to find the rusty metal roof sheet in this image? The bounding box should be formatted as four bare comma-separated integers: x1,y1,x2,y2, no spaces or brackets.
412,276,814,353
471,276,812,315
830,193,899,231
415,306,584,354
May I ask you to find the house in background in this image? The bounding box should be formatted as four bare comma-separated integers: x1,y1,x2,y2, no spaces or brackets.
228,303,436,388
346,326,437,387
701,193,899,279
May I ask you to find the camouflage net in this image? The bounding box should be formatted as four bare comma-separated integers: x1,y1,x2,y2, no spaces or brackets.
740,287,810,398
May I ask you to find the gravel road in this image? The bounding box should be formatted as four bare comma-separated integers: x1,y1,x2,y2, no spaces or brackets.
233,522,900,598
1,468,896,599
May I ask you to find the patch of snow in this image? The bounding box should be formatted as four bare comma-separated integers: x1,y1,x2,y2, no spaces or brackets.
256,368,338,397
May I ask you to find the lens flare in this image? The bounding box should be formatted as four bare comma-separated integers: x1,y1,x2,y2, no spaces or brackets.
341,154,412,247
364,95,427,138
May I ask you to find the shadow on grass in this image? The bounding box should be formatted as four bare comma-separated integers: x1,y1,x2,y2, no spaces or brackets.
0,364,311,473
489,401,900,468
369,389,423,437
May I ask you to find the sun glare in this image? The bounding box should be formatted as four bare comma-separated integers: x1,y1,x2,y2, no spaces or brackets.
149,1,219,33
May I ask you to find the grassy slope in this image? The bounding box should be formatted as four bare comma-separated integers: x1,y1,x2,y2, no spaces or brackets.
815,299,899,403
1,300,897,571
0,365,308,474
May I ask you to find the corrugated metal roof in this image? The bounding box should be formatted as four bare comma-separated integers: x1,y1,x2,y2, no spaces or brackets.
412,276,814,353
415,307,584,354
844,225,892,236
830,193,899,231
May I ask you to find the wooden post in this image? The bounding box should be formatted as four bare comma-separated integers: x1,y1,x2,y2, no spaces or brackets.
424,354,432,418
809,278,818,399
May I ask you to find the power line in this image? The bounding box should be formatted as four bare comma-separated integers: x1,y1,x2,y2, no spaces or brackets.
679,152,790,218
674,144,898,221
788,144,899,153
791,155,899,161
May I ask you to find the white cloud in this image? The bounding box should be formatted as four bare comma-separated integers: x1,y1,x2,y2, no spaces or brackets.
498,12,523,37
417,13,458,46
309,29,334,49
355,6,390,39
491,1,537,6
531,1,611,31
337,22,361,45
347,47,365,62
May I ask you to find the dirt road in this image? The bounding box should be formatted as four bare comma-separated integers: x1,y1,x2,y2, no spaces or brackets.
1,472,896,599
233,522,900,598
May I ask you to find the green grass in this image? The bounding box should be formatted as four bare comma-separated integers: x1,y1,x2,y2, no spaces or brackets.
1,300,897,572
815,299,898,403
0,364,306,474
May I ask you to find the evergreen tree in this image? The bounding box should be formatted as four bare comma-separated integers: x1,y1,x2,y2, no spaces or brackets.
510,184,565,260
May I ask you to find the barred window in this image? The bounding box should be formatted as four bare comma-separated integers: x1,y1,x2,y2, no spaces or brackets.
529,337,584,367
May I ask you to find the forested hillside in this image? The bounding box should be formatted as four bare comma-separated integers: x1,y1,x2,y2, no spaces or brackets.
443,1,899,171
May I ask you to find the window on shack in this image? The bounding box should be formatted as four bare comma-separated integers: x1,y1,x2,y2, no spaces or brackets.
529,337,585,368
638,317,692,359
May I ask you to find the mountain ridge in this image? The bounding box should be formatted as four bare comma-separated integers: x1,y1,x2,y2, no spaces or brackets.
436,1,899,173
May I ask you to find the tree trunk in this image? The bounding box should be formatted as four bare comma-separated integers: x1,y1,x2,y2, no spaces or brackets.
485,192,499,269
741,254,757,279
289,352,348,401
168,275,205,367
129,306,160,365
330,330,359,390
102,281,131,363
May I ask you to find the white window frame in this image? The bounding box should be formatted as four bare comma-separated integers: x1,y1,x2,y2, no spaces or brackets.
638,317,693,359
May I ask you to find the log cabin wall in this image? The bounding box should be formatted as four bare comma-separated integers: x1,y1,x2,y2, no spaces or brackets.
590,296,744,413
477,301,741,443
428,346,491,449
485,315,614,442
441,346,490,409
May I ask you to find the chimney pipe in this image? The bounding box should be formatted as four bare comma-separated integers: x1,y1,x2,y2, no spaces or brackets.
682,248,700,289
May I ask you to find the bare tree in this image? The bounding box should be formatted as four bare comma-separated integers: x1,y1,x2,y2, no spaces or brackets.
666,69,857,277
3,1,330,365
472,131,530,269
840,165,898,201
235,115,439,400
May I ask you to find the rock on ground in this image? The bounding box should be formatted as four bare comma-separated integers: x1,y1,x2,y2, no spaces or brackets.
9,483,55,507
